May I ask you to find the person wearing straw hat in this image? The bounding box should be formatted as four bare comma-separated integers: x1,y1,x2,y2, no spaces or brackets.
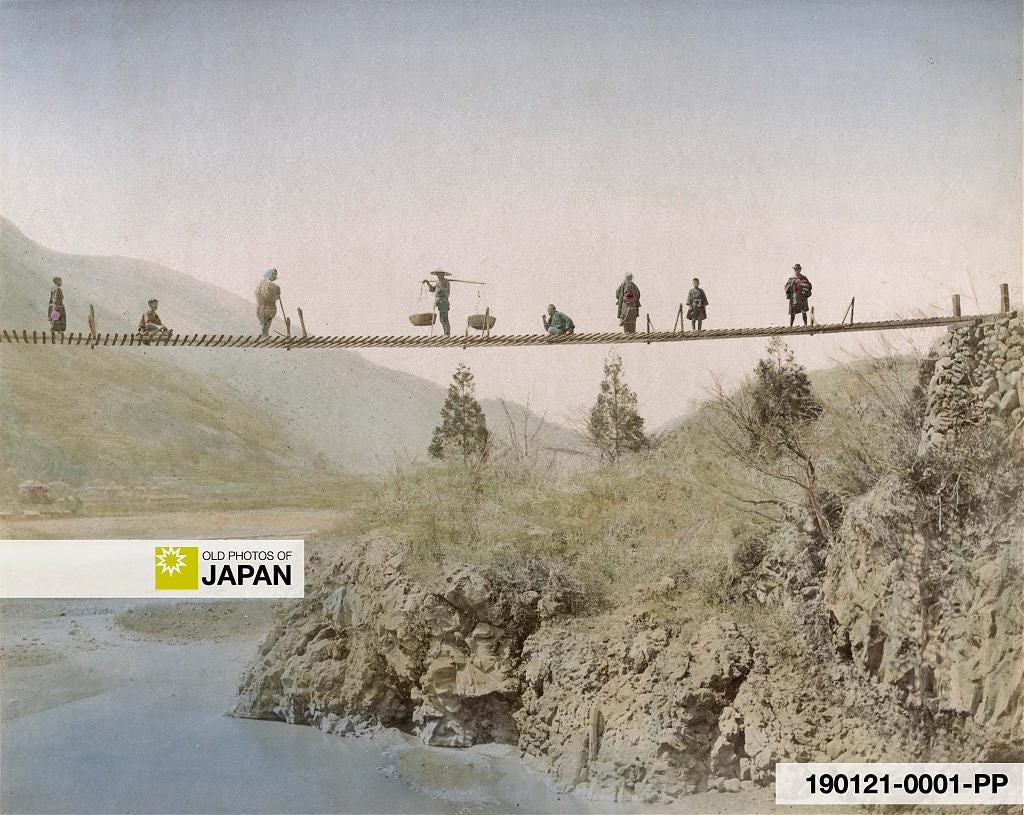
255,268,281,337
423,269,452,336
785,264,813,327
48,276,66,334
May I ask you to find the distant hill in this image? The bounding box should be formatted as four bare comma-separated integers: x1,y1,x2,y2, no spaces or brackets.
0,346,320,486
0,217,583,478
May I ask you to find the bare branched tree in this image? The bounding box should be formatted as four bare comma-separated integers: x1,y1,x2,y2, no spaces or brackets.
500,396,548,463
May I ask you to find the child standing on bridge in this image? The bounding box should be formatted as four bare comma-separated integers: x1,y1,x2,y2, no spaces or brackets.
686,278,708,331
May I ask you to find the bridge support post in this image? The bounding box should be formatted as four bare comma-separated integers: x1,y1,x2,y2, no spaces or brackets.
952,294,961,317
1001,283,1011,313
589,705,602,761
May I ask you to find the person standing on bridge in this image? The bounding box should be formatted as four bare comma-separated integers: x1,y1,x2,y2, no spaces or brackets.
48,276,66,334
616,273,641,333
543,304,575,336
255,268,281,337
785,264,812,327
686,278,708,331
424,269,452,336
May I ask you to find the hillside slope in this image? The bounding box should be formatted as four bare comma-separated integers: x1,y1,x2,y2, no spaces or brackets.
0,346,319,486
0,217,582,474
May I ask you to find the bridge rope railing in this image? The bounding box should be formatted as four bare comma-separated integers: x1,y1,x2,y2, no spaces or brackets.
0,313,1010,351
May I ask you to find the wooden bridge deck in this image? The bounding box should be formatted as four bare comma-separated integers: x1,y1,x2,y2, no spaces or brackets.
0,313,1007,351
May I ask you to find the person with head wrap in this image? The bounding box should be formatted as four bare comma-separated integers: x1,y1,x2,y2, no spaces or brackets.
423,269,452,336
785,264,813,327
255,268,281,337
48,276,66,333
615,273,641,333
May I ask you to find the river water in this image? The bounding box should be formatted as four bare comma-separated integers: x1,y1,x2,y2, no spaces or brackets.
0,602,632,814
1,601,771,815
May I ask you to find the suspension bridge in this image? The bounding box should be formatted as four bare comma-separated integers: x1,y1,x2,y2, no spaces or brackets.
4,285,1013,351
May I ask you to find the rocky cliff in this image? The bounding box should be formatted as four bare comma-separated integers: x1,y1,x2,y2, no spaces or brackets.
232,315,1023,802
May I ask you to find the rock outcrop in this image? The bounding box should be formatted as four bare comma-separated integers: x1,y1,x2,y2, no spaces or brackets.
825,471,1023,753
232,534,570,747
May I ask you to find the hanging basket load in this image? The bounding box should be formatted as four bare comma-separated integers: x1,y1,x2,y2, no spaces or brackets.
409,312,436,327
467,313,496,331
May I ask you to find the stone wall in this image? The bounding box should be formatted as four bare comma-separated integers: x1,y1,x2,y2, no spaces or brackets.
920,313,1023,449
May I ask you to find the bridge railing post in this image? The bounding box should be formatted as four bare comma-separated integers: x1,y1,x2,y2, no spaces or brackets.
952,294,961,317
1001,283,1011,313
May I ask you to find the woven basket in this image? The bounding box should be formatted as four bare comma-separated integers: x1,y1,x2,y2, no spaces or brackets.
467,313,496,331
408,312,436,327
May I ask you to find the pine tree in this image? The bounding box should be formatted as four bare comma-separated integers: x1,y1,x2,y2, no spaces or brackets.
586,352,647,463
429,363,489,462
748,337,823,451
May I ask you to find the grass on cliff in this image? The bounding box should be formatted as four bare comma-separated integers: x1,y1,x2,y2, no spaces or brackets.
351,349,933,609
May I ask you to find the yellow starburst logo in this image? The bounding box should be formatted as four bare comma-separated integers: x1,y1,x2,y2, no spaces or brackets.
154,546,199,590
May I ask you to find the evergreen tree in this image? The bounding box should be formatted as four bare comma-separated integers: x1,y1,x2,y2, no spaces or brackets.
429,363,489,462
586,352,647,463
748,337,823,452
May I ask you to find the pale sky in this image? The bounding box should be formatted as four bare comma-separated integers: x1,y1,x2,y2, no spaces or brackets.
2,0,1021,428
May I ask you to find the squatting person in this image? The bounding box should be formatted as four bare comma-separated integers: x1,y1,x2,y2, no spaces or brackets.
543,303,575,336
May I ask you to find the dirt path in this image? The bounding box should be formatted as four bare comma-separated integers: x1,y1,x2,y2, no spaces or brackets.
0,506,345,540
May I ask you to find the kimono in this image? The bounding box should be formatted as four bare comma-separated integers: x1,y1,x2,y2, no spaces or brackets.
616,280,641,321
138,309,166,334
686,287,708,321
255,279,281,322
545,311,575,336
426,279,450,313
785,275,813,315
427,278,451,335
48,285,66,331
